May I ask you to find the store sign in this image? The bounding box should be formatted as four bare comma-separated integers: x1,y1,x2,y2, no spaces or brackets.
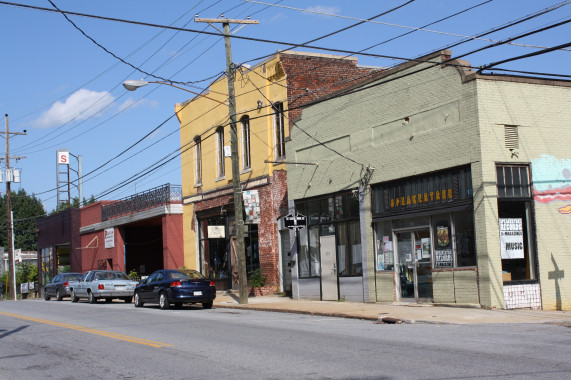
57,150,69,165
499,218,524,259
208,225,225,238
104,228,114,249
372,166,472,216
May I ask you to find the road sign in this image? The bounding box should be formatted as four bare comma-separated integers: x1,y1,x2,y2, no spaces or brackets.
284,213,307,231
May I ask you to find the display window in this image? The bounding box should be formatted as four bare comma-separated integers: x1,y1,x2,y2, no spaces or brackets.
496,164,537,282
295,191,361,278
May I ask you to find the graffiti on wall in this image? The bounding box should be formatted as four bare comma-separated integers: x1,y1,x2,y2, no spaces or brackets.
532,155,571,214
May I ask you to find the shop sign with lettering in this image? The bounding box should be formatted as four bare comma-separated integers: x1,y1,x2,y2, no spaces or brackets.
499,218,524,259
372,166,472,216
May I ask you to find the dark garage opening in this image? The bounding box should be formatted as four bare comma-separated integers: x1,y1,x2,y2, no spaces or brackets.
124,223,163,277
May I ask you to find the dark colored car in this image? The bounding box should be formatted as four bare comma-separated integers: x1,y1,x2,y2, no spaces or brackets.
44,273,83,301
134,269,216,310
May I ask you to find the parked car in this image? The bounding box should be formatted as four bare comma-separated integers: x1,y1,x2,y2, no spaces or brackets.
69,270,138,304
44,272,83,301
134,269,216,310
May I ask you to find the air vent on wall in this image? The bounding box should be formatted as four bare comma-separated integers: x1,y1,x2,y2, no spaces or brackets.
504,125,519,149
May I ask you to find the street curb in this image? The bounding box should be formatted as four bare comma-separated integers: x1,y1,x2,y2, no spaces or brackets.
214,303,381,321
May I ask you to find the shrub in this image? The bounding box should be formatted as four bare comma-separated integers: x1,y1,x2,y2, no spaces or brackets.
248,268,265,288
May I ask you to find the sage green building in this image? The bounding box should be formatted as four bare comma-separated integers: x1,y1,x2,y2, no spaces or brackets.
286,50,571,310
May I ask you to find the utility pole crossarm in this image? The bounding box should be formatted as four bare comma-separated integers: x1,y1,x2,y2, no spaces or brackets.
194,17,259,24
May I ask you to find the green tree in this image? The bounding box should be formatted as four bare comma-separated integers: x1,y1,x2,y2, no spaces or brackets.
50,195,96,214
16,262,38,284
0,189,45,251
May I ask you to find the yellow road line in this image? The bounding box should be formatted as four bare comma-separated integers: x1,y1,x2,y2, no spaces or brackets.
0,311,174,348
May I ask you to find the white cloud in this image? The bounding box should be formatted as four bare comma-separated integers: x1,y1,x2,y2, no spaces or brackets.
306,5,340,15
34,89,115,128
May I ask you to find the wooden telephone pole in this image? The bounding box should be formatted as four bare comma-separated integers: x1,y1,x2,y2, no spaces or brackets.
2,114,26,300
194,16,258,304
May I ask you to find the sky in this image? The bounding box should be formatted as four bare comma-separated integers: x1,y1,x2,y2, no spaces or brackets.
0,0,569,213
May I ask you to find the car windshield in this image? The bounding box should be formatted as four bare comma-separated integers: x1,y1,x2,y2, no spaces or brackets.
175,270,205,280
64,274,81,281
94,272,131,281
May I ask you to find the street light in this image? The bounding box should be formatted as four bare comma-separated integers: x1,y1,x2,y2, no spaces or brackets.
122,80,227,106
123,77,249,304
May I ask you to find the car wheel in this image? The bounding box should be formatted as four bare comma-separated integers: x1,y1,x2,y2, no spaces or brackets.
134,293,143,308
88,292,97,304
44,289,50,301
56,289,63,301
105,298,112,303
202,301,213,309
123,297,132,303
159,292,170,310
71,290,79,302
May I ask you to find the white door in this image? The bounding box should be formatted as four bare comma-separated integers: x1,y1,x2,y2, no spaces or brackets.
320,235,338,300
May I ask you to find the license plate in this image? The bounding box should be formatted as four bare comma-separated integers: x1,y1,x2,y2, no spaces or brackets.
115,285,126,290
194,291,202,296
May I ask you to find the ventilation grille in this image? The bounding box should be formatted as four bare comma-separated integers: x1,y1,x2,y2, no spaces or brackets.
504,125,519,149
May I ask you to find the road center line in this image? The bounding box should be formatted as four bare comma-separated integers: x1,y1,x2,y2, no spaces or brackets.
0,311,174,348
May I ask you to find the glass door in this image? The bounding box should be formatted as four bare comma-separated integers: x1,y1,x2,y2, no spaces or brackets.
396,232,415,300
396,229,433,302
414,230,433,301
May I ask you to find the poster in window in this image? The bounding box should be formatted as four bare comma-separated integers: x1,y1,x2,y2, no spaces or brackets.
421,237,431,259
435,249,454,267
243,190,261,224
436,224,450,248
376,250,384,271
499,218,524,259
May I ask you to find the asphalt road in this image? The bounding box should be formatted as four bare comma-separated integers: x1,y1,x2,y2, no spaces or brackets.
1,299,570,380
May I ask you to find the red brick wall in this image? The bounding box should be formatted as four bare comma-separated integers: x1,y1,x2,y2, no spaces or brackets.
191,173,288,289
280,53,378,129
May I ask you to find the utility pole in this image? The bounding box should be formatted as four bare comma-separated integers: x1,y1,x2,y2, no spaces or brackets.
195,16,258,304
2,114,26,300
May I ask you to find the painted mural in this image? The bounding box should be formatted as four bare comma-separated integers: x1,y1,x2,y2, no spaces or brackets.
532,155,571,214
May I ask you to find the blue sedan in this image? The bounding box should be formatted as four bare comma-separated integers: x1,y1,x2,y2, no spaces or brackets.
134,269,216,310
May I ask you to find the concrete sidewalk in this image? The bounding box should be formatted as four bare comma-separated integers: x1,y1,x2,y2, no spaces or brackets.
214,292,571,325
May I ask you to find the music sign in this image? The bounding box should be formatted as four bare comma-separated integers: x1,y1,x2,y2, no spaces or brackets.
499,218,524,259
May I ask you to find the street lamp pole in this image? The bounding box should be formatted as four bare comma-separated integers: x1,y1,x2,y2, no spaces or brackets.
123,17,258,304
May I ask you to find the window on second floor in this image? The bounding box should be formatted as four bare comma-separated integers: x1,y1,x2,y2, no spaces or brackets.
194,136,202,185
273,102,286,159
216,127,225,178
241,115,251,170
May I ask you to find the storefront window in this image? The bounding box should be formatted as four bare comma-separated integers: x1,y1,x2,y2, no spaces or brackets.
433,215,453,268
245,224,259,274
41,247,53,286
374,221,394,271
296,192,359,278
496,164,536,282
454,210,476,267
337,221,362,276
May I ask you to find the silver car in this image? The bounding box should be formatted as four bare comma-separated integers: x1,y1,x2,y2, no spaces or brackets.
70,270,138,304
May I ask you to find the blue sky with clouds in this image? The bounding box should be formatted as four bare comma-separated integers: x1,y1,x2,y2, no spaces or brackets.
0,0,569,212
